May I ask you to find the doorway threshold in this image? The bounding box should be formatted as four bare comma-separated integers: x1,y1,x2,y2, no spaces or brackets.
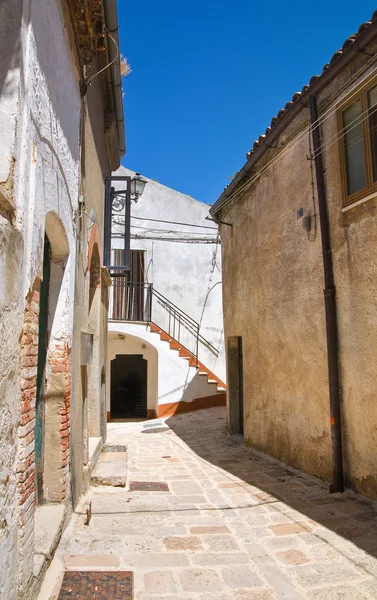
34,504,65,578
230,433,244,445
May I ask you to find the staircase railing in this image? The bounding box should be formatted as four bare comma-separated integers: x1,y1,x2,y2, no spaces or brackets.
109,281,219,360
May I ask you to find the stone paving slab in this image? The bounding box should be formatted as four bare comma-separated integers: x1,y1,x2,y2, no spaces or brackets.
38,407,377,600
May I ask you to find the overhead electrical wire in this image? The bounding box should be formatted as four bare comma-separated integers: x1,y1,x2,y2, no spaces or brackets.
130,225,217,237
312,102,377,159
215,62,377,213
131,215,218,230
130,234,219,244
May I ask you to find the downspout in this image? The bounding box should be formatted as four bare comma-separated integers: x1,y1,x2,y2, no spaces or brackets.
309,95,344,493
102,0,126,157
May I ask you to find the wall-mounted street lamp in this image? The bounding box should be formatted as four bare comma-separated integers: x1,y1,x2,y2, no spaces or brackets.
130,173,147,202
104,173,147,275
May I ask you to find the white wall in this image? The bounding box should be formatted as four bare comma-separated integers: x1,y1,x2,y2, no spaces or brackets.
108,323,221,412
112,167,225,381
0,0,80,596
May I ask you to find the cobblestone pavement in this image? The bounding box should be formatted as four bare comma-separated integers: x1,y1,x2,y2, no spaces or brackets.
39,407,377,599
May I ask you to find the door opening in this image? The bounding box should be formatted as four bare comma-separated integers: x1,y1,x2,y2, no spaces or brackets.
35,235,51,503
227,336,244,435
112,249,146,320
110,354,147,418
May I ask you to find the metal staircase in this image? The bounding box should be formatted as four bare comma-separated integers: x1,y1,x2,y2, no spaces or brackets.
109,281,221,365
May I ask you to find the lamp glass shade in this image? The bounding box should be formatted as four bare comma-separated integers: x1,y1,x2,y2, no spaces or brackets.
131,173,147,198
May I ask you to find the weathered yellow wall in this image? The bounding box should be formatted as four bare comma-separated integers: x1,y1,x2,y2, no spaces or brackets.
220,60,377,498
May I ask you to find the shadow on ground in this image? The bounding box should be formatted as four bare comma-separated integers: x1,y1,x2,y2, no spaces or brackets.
166,408,377,562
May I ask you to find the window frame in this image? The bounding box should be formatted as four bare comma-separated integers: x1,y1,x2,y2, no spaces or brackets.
338,78,377,207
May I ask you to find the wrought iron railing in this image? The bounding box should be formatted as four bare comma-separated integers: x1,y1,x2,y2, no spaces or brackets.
109,281,219,360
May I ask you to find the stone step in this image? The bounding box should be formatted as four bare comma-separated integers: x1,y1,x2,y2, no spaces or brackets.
91,451,128,487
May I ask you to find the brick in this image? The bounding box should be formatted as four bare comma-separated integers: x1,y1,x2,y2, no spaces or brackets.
17,454,35,474
18,464,35,484
18,441,35,461
21,377,37,391
20,409,36,426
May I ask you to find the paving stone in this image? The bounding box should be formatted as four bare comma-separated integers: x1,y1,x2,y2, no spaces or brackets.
169,495,207,505
63,554,119,567
192,552,250,566
235,591,278,600
190,526,230,535
222,565,262,588
269,522,312,536
180,568,222,592
170,481,203,495
307,588,373,600
123,553,189,568
244,543,274,564
276,549,310,565
261,565,305,599
205,535,240,551
143,571,177,594
163,536,203,551
38,408,377,600
289,562,362,588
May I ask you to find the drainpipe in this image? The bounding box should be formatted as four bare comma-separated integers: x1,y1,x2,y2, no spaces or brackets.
103,0,126,157
309,95,344,493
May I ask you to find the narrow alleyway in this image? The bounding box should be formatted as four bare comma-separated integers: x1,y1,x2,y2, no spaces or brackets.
40,407,377,600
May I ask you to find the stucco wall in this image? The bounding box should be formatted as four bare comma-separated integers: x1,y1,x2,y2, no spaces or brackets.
112,167,225,381
108,323,222,415
0,0,80,596
70,64,113,506
219,55,377,498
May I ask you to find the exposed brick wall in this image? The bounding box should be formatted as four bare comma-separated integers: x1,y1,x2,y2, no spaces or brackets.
16,281,73,589
45,340,72,502
17,281,40,589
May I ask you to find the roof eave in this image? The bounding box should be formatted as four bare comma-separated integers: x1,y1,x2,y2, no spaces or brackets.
210,18,377,218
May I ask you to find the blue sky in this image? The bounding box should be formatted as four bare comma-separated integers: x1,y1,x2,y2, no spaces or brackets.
118,2,376,205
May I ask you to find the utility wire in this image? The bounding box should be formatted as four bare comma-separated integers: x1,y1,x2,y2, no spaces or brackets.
215,62,377,213
130,225,217,237
131,215,218,230
312,102,377,159
218,81,377,214
130,235,219,244
84,29,119,87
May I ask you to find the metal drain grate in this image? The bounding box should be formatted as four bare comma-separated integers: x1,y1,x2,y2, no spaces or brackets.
57,571,133,599
129,481,169,492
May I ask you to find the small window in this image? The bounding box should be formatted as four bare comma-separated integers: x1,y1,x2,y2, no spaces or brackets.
339,81,377,206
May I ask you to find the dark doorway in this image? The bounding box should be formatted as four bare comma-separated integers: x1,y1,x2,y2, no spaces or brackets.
35,235,51,502
227,336,244,435
110,354,147,418
112,249,146,320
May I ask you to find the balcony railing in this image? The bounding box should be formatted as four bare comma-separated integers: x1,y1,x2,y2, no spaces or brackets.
109,281,219,361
